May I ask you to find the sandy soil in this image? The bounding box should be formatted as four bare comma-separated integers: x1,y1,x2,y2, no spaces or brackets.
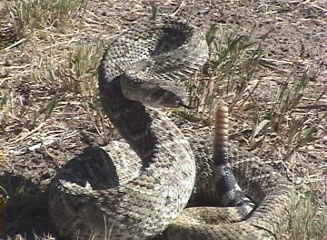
0,0,326,239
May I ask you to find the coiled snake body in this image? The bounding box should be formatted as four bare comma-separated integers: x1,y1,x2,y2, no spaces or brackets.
48,18,294,240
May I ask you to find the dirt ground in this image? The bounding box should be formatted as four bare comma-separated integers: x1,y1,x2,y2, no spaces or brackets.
0,0,326,239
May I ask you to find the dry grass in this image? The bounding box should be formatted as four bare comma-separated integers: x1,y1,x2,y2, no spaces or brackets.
1,0,326,239
287,192,326,240
186,24,326,240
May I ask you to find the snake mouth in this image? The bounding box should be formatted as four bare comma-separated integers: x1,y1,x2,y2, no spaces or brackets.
179,102,195,109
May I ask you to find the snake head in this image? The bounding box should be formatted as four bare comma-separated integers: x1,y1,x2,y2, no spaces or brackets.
146,87,191,108
119,71,190,109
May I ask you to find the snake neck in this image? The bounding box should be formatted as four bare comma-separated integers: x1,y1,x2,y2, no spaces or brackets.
99,74,159,169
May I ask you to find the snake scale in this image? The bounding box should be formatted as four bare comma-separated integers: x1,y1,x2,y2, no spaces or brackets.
47,17,295,239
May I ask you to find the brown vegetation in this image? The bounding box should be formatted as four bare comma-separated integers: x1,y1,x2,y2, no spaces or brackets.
0,0,326,239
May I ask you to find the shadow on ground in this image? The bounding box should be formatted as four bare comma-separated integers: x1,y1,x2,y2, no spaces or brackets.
1,172,55,239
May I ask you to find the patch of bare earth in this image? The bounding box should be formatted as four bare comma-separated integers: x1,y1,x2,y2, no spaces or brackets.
0,0,326,239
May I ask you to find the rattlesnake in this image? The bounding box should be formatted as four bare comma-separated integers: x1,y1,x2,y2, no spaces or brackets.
47,17,295,239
